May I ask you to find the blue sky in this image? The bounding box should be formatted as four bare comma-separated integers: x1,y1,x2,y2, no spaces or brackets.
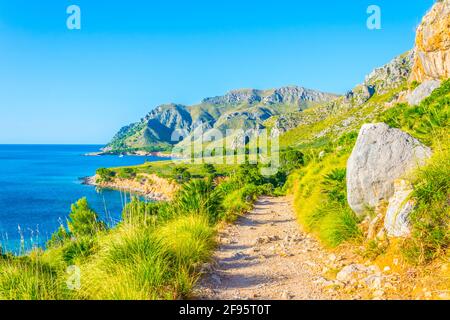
0,0,434,144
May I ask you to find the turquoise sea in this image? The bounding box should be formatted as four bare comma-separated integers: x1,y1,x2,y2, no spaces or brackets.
0,145,167,254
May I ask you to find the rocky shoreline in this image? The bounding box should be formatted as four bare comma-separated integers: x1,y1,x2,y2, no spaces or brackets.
84,150,172,157
82,174,179,202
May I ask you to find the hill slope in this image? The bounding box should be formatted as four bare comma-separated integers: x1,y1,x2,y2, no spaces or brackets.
104,86,339,153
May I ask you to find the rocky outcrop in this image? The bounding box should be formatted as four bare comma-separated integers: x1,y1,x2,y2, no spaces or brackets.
383,179,415,237
407,79,442,105
271,50,415,136
202,89,263,105
262,86,338,108
410,0,450,82
347,123,431,217
202,86,338,108
90,173,179,201
365,50,415,95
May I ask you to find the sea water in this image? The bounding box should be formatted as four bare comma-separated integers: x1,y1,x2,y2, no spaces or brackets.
0,145,168,253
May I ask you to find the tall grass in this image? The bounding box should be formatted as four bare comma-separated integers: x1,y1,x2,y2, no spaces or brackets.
175,179,223,222
379,79,449,146
401,144,450,264
377,79,450,264
289,153,362,248
75,213,215,300
0,172,265,300
0,255,70,300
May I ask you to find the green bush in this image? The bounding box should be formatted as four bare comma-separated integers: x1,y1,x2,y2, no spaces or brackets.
321,168,347,204
67,198,106,237
378,79,449,146
221,184,257,222
0,256,70,300
61,237,96,265
175,179,223,222
47,226,70,248
96,168,116,182
293,162,362,248
77,214,215,300
117,167,137,179
402,146,450,264
317,204,362,247
202,163,217,178
172,166,192,183
280,148,305,173
235,163,264,185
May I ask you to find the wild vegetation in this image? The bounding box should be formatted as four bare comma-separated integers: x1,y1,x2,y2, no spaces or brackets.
285,79,449,264
378,79,450,264
2,77,448,299
0,161,282,300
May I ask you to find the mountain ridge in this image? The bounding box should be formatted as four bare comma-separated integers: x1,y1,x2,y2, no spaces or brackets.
104,85,339,153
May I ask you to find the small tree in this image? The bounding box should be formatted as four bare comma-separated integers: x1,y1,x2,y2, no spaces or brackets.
67,198,105,237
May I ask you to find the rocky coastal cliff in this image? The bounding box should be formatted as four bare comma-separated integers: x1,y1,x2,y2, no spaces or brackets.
86,173,179,201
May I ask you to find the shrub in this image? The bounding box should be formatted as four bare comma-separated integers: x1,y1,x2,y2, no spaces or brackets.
321,168,347,204
77,226,173,300
336,131,358,149
47,226,70,248
175,179,223,222
402,145,450,264
172,166,191,183
96,168,115,182
67,198,106,237
0,257,70,300
117,167,137,179
378,79,449,146
202,163,217,178
291,156,362,248
280,148,305,173
61,237,96,265
236,163,264,185
317,204,362,247
76,214,215,300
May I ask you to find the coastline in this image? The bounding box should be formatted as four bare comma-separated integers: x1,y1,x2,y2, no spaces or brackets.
82,174,179,202
84,150,173,158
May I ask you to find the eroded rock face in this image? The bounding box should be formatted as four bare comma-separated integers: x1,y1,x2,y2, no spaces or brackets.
347,123,431,217
384,179,415,237
407,79,441,106
410,0,450,82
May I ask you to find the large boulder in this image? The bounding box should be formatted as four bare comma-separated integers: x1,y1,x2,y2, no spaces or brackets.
410,0,450,82
347,123,431,217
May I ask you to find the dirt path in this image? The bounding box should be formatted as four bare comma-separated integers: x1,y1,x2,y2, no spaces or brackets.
194,196,339,300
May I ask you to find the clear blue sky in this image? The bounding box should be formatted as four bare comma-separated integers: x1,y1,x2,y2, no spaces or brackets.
0,0,434,144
